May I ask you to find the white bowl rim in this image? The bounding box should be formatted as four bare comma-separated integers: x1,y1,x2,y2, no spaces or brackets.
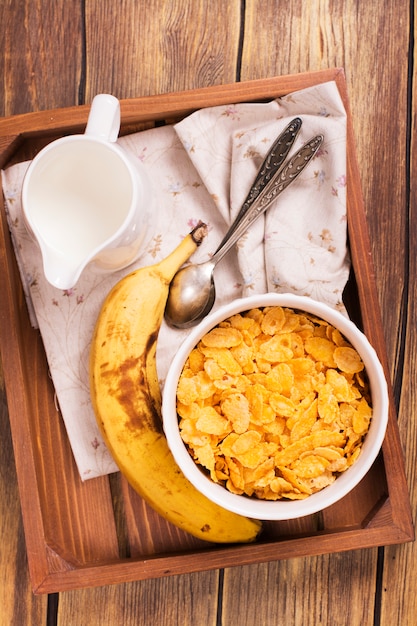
162,293,389,520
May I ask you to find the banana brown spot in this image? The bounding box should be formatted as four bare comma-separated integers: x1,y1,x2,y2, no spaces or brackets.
146,329,158,353
200,524,211,533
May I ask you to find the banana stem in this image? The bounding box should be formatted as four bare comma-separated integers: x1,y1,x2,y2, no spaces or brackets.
189,221,208,246
156,221,208,283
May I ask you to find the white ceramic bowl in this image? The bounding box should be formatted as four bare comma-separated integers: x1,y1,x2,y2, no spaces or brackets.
162,294,389,520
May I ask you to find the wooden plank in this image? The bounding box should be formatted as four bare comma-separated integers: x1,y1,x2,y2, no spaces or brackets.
379,6,417,625
222,549,379,626
0,363,48,623
84,0,242,100
57,571,220,626
0,0,83,116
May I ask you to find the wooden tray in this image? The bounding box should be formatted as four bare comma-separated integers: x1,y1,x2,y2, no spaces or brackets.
0,69,413,594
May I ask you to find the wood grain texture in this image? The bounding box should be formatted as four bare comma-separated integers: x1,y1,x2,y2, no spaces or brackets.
84,0,242,101
57,571,220,626
379,8,417,626
0,0,83,115
0,363,47,624
222,550,378,626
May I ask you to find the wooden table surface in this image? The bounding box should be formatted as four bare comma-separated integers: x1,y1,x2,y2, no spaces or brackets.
0,1,415,625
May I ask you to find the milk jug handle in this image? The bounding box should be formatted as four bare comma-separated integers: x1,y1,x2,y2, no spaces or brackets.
85,94,120,142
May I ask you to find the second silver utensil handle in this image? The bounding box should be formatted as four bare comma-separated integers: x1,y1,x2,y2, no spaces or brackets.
211,134,323,266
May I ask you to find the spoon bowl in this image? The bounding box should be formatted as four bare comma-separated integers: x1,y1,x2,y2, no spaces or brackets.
165,261,216,328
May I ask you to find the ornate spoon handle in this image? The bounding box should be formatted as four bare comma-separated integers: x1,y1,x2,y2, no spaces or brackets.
215,117,302,251
211,134,323,266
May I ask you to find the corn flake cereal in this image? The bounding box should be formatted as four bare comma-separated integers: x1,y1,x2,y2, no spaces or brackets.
176,306,373,501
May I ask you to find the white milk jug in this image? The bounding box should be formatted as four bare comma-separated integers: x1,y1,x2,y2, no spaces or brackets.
21,94,152,289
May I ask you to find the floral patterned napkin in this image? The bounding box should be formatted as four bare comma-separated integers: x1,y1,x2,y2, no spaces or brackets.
1,80,348,480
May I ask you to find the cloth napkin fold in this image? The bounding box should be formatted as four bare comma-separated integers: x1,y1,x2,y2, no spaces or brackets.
1,80,348,480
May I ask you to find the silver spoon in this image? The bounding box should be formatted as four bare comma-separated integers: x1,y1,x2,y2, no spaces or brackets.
163,119,302,329
165,131,323,329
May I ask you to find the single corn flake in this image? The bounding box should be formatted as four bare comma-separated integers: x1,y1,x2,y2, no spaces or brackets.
200,346,243,376
289,398,318,442
201,326,243,348
261,306,286,334
194,442,216,473
326,368,359,402
258,333,294,362
305,336,337,368
291,454,330,478
265,363,294,394
269,392,296,418
352,397,372,434
231,430,262,455
188,348,205,373
177,376,198,405
318,383,340,423
196,406,230,435
334,346,365,373
221,393,251,433
204,358,226,381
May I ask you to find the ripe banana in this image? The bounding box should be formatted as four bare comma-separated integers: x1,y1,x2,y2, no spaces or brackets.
90,224,262,544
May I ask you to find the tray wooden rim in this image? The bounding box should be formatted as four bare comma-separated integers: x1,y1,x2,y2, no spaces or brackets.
0,68,413,594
